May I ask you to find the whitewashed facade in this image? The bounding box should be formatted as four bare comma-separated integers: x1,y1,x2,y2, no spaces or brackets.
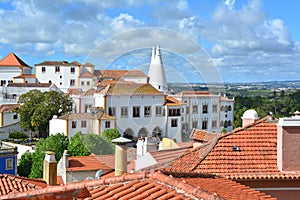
35,61,81,93
173,91,234,133
49,112,115,139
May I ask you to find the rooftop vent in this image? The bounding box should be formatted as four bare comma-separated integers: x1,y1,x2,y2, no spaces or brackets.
232,146,240,152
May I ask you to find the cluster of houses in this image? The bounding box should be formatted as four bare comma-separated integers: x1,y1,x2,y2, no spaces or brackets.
0,46,234,142
0,48,300,199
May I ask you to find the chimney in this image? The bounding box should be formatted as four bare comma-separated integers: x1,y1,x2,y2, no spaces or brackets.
63,150,69,168
241,109,259,127
43,151,57,186
112,137,132,176
136,138,144,158
277,111,300,171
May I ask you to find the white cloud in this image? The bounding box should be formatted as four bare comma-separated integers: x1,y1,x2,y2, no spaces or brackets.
176,0,188,11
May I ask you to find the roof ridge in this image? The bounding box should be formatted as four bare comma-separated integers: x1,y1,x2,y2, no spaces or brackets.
220,116,269,139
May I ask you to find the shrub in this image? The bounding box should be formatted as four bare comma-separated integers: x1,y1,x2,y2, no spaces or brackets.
8,132,28,140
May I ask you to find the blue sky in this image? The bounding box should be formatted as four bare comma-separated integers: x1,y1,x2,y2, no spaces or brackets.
0,0,300,83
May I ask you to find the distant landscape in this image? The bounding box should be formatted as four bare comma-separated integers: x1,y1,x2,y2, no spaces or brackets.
169,80,300,97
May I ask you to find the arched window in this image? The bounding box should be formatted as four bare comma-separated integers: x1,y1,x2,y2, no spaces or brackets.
224,120,228,128
138,127,149,138
123,128,134,139
152,126,162,138
228,105,232,111
228,120,232,126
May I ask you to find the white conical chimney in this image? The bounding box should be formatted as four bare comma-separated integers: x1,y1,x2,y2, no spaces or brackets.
148,45,168,93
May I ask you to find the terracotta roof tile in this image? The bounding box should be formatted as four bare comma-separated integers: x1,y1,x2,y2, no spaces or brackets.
0,104,19,113
95,70,147,80
165,96,185,106
67,154,112,172
0,53,31,68
167,117,300,181
0,171,274,200
80,71,95,78
13,74,35,78
0,174,46,196
7,83,52,87
35,60,81,66
175,90,211,96
104,82,163,96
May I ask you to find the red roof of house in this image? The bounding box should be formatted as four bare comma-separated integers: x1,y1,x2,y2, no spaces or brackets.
0,53,32,68
67,154,113,172
0,171,275,200
167,118,300,180
0,104,19,113
165,96,185,106
7,83,52,88
0,174,47,196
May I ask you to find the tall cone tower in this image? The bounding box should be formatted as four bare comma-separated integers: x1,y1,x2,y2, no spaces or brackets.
148,46,168,93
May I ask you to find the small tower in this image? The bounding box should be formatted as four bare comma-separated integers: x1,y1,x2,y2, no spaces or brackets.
148,46,168,93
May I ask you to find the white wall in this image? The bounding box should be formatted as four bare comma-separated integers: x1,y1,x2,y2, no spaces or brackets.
49,118,67,136
0,67,20,86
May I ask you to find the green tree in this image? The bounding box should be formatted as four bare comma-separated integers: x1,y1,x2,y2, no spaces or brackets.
29,133,68,178
17,152,33,177
68,132,90,156
81,133,114,155
102,128,120,141
16,90,73,137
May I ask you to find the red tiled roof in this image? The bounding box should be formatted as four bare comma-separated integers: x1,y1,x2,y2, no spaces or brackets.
0,174,47,196
0,104,19,113
165,96,185,106
167,118,300,180
80,71,95,78
0,171,275,200
35,61,81,66
104,82,163,96
0,53,31,68
7,83,52,87
67,154,112,172
176,90,211,96
95,70,147,80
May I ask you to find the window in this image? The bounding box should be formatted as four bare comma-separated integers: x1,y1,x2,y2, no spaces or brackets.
169,108,180,116
228,120,232,126
87,81,90,86
70,67,75,73
212,104,218,113
182,108,184,114
108,107,116,116
42,67,46,73
72,121,76,129
81,81,84,86
121,106,128,118
144,106,151,117
6,158,13,170
192,105,198,114
81,120,87,128
202,104,208,114
155,106,163,116
192,120,198,128
224,120,228,128
171,119,178,127
13,114,18,120
220,106,224,111
133,106,140,117
12,94,17,99
84,104,92,112
1,80,6,86
55,66,60,73
228,105,232,111
212,120,217,128
60,75,62,79
105,121,111,128
70,79,75,86
220,121,224,126
202,120,208,129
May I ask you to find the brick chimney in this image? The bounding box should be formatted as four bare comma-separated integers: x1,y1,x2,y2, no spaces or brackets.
43,151,57,185
277,111,300,171
112,137,132,176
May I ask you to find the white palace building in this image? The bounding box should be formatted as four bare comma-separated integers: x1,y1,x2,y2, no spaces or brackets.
0,47,234,142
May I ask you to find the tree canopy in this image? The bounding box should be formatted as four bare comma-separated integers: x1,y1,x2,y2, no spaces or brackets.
67,132,90,156
17,152,33,177
16,90,73,137
29,133,68,178
102,128,120,142
234,90,300,127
